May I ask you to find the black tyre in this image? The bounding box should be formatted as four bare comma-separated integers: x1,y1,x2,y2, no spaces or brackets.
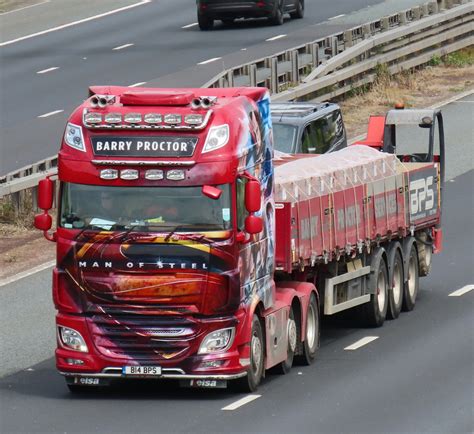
402,244,419,311
295,292,319,365
272,307,297,374
290,0,304,19
269,2,284,26
234,314,264,392
361,252,388,327
387,247,404,320
198,13,214,30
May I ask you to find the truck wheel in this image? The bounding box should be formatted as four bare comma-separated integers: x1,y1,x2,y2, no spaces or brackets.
290,0,304,19
402,244,419,311
272,307,296,374
234,315,264,392
269,2,284,26
387,247,404,320
417,232,433,277
295,292,319,365
361,253,388,327
198,13,214,30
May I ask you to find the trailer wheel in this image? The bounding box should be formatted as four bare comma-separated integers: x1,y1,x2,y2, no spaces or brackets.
234,315,264,392
295,293,319,365
269,2,284,25
361,252,388,327
402,244,419,311
272,307,297,374
290,0,304,19
387,248,404,320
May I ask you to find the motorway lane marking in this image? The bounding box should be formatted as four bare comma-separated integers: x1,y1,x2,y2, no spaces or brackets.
36,66,59,74
0,0,151,47
198,57,222,65
344,336,379,350
328,14,346,21
0,260,55,288
449,285,474,297
182,22,198,29
129,82,147,87
0,0,50,15
38,109,64,118
222,394,261,411
113,43,134,51
266,34,286,42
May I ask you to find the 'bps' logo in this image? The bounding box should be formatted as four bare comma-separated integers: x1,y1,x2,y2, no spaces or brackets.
409,169,438,221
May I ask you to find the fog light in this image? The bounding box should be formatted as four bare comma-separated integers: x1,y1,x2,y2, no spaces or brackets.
66,358,85,366
59,326,88,352
145,169,164,180
198,327,234,354
200,360,225,368
120,169,139,180
100,169,118,180
166,170,185,181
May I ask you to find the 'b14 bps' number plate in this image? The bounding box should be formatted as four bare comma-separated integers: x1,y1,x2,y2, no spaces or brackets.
122,366,162,376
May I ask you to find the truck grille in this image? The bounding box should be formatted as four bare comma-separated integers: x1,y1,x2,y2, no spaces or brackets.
88,315,201,361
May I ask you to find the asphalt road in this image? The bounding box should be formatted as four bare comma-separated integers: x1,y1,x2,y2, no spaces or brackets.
0,96,472,433
0,0,433,175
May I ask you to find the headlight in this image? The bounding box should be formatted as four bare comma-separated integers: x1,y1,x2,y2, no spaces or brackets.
58,326,88,352
64,123,86,152
202,124,229,153
198,327,234,354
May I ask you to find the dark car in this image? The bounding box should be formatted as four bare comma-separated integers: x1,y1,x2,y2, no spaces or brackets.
196,0,304,30
271,102,347,154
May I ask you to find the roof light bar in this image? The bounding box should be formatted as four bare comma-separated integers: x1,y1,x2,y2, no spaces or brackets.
100,169,118,180
104,113,122,124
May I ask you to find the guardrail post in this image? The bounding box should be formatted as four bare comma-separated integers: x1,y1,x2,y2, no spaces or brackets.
421,4,430,16
249,64,257,87
429,1,438,13
445,0,454,8
226,70,234,87
270,57,278,94
381,17,390,32
398,11,407,24
362,24,371,39
330,36,338,57
311,42,320,68
437,0,446,10
344,30,353,48
412,6,421,20
290,50,299,84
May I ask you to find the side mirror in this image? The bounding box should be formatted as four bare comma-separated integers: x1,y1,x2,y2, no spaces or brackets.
202,185,222,200
245,215,263,234
245,180,261,213
34,213,52,231
38,178,54,210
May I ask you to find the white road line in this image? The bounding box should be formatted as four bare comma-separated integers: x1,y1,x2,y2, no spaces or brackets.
36,66,59,74
0,0,50,15
129,81,147,88
0,260,55,288
344,336,379,351
328,14,346,21
266,34,286,42
222,394,261,411
197,57,222,65
449,285,474,297
113,43,134,51
38,109,64,118
182,22,198,29
0,0,151,47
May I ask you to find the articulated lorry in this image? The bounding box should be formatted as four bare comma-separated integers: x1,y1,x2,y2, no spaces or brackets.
34,87,444,392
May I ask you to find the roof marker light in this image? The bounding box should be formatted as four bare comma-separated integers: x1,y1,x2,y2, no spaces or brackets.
84,112,102,124
164,114,182,125
105,113,122,124
124,113,142,124
185,114,204,125
100,169,118,180
144,113,163,124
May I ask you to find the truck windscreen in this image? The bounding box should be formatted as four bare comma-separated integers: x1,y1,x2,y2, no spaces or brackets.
59,183,232,232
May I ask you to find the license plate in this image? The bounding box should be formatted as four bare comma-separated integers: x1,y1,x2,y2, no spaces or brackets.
122,366,162,376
